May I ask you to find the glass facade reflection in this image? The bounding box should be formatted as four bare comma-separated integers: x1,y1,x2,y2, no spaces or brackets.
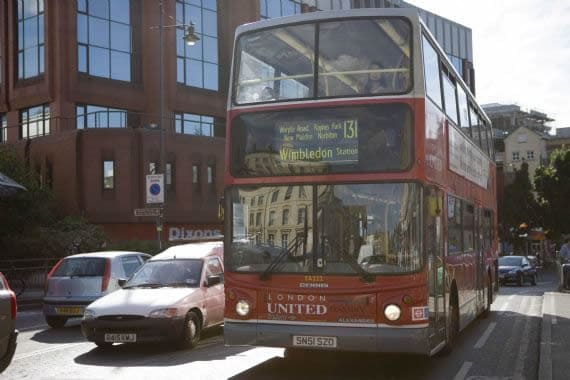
76,104,128,128
228,183,422,275
20,104,50,139
77,0,132,81
174,112,214,136
17,0,45,79
176,0,218,90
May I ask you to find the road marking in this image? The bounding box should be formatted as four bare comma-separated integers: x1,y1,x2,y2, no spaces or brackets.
474,322,496,349
13,342,86,361
499,295,515,313
514,297,535,378
453,362,473,380
550,295,557,324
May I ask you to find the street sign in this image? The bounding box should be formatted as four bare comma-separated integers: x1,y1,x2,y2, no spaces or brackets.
134,208,162,217
146,174,164,204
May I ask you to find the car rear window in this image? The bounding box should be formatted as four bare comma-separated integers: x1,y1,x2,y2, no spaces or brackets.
53,257,106,277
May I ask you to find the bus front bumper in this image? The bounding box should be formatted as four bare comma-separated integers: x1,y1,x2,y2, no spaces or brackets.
224,320,429,355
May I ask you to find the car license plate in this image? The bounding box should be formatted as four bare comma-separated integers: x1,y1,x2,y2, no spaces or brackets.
104,334,137,343
292,335,337,348
55,307,83,315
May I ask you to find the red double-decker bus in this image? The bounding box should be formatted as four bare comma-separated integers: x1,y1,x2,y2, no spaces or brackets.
223,8,498,356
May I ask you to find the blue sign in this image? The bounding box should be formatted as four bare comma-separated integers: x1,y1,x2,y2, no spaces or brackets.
150,183,161,196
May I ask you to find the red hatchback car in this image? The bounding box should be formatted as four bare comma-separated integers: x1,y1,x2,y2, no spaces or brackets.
0,272,17,373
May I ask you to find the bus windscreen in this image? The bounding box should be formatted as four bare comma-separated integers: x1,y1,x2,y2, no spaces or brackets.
233,18,411,104
230,104,413,177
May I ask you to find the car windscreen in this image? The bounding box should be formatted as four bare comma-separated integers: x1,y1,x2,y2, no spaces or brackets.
125,259,204,288
53,257,106,277
498,256,522,267
230,104,413,177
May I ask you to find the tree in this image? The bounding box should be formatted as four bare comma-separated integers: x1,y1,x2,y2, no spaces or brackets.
502,162,542,251
534,147,570,240
0,145,107,258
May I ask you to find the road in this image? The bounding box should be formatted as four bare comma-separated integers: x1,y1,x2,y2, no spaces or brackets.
4,271,556,380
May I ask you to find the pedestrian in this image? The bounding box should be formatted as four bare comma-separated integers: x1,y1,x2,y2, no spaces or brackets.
560,238,570,289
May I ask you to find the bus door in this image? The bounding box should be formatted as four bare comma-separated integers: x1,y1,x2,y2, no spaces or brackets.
475,207,485,311
425,187,446,349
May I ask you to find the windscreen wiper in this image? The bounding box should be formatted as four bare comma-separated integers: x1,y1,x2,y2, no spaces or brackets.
326,238,374,283
123,283,162,289
260,234,303,281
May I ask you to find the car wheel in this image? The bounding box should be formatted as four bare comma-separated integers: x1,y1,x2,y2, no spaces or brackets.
517,273,524,287
0,332,17,373
45,316,68,329
531,274,537,286
178,311,201,350
95,341,113,349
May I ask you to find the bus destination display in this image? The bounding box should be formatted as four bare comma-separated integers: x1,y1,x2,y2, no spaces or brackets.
276,119,359,164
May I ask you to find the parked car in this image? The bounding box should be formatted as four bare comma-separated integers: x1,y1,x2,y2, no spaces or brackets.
43,251,150,328
81,242,224,349
498,255,537,286
0,272,17,373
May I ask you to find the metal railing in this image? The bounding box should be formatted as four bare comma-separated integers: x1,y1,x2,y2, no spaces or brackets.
0,258,61,299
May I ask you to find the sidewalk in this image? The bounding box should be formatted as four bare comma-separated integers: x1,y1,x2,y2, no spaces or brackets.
539,290,570,380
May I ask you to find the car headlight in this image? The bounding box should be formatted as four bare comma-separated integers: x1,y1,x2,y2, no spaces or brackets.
384,304,401,321
83,309,96,320
236,300,251,317
149,308,184,318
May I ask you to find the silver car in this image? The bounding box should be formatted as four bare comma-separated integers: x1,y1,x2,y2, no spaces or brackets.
43,251,150,328
0,272,17,373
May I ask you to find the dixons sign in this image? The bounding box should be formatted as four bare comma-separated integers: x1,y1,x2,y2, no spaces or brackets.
168,227,222,241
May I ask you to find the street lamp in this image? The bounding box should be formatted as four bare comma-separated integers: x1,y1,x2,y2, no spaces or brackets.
154,0,198,250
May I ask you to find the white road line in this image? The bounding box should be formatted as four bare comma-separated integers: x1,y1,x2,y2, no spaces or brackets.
474,322,496,349
453,362,473,380
13,342,86,361
514,297,535,378
550,295,557,325
499,295,515,313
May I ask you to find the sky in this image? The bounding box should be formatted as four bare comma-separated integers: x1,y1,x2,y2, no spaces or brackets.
406,0,570,132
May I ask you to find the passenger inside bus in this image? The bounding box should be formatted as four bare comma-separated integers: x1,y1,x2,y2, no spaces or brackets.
364,63,389,94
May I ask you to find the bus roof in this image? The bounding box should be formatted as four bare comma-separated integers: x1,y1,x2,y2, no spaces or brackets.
235,8,421,36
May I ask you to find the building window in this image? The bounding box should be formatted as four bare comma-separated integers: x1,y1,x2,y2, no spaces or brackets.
192,164,200,184
166,162,173,188
512,151,520,161
271,190,279,203
176,0,218,90
258,195,264,206
103,160,114,189
284,186,293,200
77,0,132,81
260,0,302,19
282,209,289,225
0,115,6,143
281,233,289,248
76,104,127,128
268,234,275,246
249,213,254,226
297,207,306,225
269,210,276,226
20,104,50,139
17,0,45,79
255,212,261,226
174,113,215,136
207,165,215,184
250,197,255,207
527,150,534,160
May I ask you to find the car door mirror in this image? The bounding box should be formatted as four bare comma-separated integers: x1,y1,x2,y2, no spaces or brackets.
117,278,128,287
205,274,222,287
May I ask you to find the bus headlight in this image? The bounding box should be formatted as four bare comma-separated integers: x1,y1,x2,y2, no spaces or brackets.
236,300,251,317
384,304,401,321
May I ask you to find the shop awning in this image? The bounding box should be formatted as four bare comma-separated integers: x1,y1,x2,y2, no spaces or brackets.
0,172,27,197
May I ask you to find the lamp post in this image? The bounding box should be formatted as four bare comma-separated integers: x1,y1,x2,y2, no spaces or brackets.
155,0,199,250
